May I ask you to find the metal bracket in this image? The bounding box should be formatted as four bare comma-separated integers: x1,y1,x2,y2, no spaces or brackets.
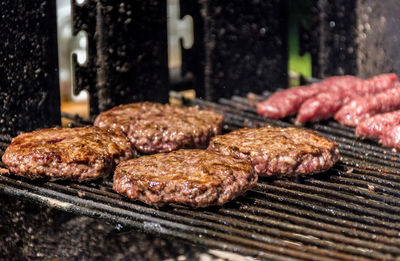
167,0,194,81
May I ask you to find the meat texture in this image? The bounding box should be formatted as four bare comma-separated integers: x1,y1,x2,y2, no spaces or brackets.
335,83,400,127
207,126,340,177
295,91,357,125
257,75,361,119
355,111,400,139
113,149,257,208
380,125,400,148
256,84,320,119
94,102,165,134
296,73,398,125
94,102,224,153
365,73,398,92
2,126,135,181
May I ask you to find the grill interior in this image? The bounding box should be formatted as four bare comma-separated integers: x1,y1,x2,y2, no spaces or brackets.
2,94,400,260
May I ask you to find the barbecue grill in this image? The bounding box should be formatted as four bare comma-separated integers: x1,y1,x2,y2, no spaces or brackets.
2,0,400,260
2,92,400,260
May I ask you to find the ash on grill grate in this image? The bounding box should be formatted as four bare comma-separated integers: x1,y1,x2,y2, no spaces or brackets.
2,99,400,260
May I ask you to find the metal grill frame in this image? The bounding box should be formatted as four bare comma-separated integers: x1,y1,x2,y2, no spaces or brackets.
1,96,400,260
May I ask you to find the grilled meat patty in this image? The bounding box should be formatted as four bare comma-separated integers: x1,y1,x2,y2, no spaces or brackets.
208,126,340,177
113,149,257,208
2,126,135,181
94,102,224,154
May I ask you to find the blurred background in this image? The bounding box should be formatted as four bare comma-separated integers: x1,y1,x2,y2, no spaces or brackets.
57,0,311,121
57,0,89,121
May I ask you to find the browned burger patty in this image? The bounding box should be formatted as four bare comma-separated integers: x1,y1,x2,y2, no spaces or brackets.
2,126,136,181
113,149,257,208
208,126,340,177
94,102,224,153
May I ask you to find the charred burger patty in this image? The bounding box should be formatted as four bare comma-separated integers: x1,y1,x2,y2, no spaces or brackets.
113,149,257,208
208,126,340,177
2,126,135,181
94,102,225,154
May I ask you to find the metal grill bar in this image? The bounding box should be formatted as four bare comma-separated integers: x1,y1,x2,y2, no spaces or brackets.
0,176,305,260
170,207,388,260
331,175,400,198
0,174,369,261
251,184,400,229
2,96,400,260
237,197,400,238
219,205,400,246
45,178,400,258
272,179,400,215
335,164,400,181
338,158,400,175
0,180,300,261
335,169,400,187
306,178,400,207
172,205,400,256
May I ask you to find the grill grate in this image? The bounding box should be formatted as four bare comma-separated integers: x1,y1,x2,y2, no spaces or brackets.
1,96,400,260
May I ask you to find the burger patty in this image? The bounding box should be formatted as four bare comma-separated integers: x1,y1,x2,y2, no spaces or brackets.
2,126,136,181
113,149,257,208
208,126,340,177
94,102,224,153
